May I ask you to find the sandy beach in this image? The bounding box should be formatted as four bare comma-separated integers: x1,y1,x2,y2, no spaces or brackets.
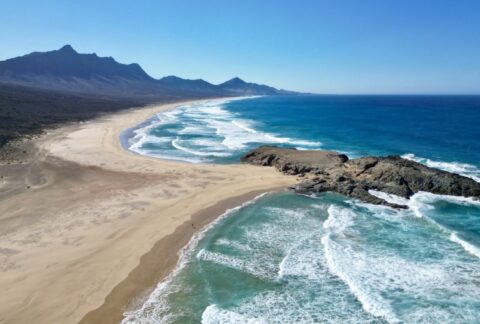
0,99,295,324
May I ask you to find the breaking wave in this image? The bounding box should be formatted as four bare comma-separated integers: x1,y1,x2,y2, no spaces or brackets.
121,193,271,324
450,232,480,259
125,97,321,163
322,200,480,323
402,153,480,182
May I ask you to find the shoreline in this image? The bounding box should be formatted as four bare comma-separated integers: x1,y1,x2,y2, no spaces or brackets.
0,98,296,323
81,188,282,324
118,95,259,165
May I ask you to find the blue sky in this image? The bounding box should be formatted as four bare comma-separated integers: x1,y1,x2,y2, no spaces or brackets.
1,0,479,94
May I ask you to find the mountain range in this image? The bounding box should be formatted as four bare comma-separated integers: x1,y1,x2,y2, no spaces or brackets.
0,45,296,98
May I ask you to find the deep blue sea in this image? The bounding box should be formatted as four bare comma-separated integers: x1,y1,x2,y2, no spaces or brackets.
123,95,480,323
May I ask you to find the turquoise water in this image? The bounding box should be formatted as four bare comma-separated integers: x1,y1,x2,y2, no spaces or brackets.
123,96,480,323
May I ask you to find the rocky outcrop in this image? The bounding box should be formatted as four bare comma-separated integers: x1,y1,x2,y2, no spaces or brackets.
241,146,480,208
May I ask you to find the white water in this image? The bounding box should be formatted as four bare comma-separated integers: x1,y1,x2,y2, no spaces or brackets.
121,193,271,324
450,232,480,259
321,201,480,323
123,189,480,323
369,189,480,260
368,190,410,206
126,98,321,163
121,96,480,323
402,153,480,183
321,206,400,323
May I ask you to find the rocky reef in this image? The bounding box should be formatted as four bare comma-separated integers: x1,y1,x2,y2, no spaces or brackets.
241,146,480,208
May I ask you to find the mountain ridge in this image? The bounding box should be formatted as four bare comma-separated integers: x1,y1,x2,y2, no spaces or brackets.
0,45,297,98
218,77,295,95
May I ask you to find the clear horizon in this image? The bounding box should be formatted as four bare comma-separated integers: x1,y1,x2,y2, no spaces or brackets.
1,0,480,94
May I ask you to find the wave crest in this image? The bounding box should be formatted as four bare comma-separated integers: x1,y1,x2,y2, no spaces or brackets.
402,153,480,182
125,97,322,163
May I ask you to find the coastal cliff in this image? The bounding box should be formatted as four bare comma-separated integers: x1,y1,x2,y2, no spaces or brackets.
242,146,480,208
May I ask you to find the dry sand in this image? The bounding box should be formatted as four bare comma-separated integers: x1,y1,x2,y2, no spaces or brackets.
0,99,295,324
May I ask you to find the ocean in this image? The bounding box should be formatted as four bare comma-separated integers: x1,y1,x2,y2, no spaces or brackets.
122,95,480,323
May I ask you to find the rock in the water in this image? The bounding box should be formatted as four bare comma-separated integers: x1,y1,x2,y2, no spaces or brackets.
242,146,480,208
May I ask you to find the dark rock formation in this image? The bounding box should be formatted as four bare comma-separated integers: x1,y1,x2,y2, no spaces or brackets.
242,146,480,208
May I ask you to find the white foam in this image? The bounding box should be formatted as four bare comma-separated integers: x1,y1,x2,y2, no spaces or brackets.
122,192,271,323
368,190,410,206
366,190,480,218
408,191,480,219
189,138,225,148
264,207,308,221
201,291,329,323
214,238,252,252
361,190,480,261
450,232,480,259
322,200,480,323
128,122,160,151
277,233,323,280
201,305,266,324
212,117,306,151
231,120,258,134
178,125,211,135
369,191,480,262
126,96,322,162
402,153,480,183
321,206,401,322
171,138,232,157
197,205,325,283
323,205,355,233
190,106,233,121
125,189,480,323
415,191,480,207
197,249,271,280
321,235,401,323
